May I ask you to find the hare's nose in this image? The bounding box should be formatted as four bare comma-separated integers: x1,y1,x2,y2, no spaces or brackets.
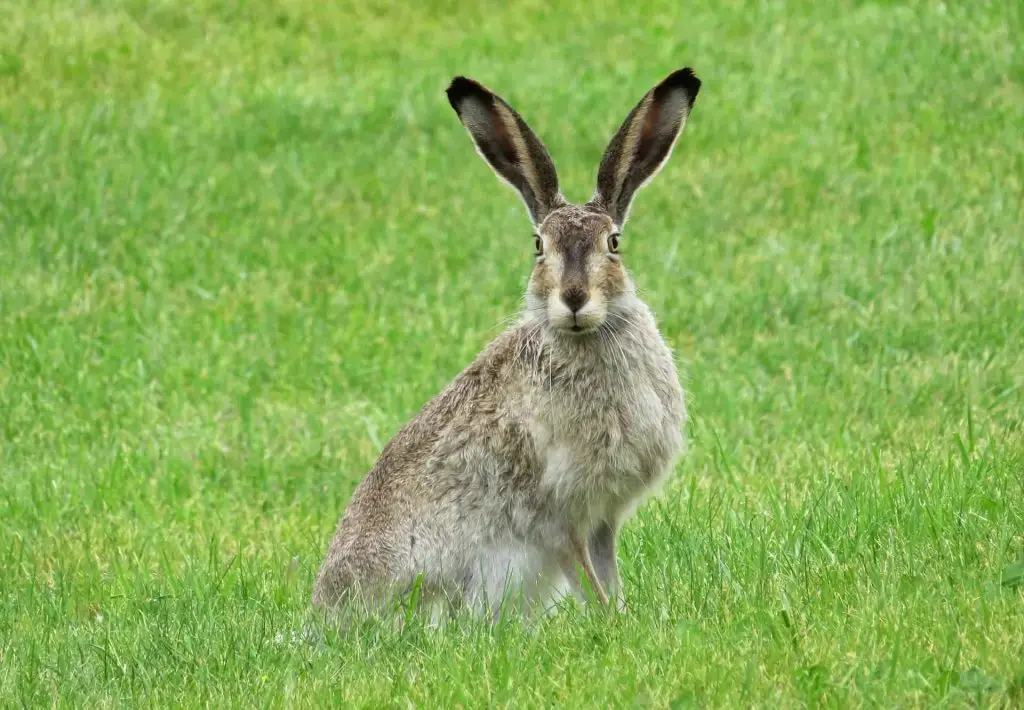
561,288,588,314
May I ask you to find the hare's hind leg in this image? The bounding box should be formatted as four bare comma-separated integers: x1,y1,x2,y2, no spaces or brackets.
558,530,610,605
312,557,358,609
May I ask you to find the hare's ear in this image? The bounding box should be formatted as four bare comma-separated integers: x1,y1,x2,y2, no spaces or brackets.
591,68,701,225
447,77,564,226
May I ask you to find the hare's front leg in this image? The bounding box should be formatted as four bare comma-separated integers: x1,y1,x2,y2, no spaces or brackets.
588,521,625,611
558,530,610,605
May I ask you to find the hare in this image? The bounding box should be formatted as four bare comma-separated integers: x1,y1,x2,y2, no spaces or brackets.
313,68,700,620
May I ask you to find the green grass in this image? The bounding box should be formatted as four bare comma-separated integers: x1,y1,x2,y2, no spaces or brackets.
2,0,1023,706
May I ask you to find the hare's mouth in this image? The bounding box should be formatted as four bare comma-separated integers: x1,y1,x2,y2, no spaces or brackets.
558,318,601,336
569,322,599,334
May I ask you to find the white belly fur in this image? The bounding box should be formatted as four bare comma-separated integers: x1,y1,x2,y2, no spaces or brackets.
463,542,574,616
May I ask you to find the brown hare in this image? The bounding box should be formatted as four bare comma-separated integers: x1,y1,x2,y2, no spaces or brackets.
313,68,700,621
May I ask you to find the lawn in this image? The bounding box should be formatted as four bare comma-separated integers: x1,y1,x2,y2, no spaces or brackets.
1,0,1022,706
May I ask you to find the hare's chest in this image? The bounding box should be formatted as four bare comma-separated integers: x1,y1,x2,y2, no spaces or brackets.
532,363,684,514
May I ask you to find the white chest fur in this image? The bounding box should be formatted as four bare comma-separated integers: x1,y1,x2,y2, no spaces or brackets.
530,315,686,521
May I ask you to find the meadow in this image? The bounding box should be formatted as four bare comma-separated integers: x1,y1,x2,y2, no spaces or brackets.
1,0,1022,706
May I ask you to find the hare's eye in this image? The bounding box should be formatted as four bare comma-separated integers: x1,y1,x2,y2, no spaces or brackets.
534,235,544,256
607,233,620,253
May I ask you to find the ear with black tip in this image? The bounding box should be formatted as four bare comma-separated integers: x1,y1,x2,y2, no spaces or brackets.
590,67,701,225
446,77,564,226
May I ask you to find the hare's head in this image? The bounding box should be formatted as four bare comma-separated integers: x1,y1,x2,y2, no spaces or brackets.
447,68,700,335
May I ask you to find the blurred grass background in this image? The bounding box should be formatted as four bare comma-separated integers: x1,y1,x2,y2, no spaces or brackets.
1,0,1022,706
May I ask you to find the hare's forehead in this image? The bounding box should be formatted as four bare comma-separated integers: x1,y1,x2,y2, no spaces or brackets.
538,206,614,246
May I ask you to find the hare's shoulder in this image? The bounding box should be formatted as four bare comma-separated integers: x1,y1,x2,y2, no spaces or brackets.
358,324,538,488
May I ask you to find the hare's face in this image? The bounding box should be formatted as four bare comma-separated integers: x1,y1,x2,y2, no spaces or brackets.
447,69,700,333
527,206,627,334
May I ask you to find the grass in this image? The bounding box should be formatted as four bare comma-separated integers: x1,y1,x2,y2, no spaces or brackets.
1,0,1023,706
